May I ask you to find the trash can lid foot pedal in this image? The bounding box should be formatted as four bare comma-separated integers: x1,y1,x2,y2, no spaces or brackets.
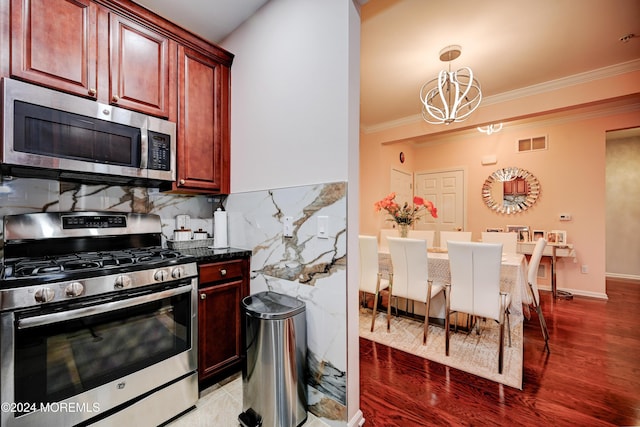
238,408,263,427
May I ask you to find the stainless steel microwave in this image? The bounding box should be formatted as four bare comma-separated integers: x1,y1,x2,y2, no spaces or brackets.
1,78,176,186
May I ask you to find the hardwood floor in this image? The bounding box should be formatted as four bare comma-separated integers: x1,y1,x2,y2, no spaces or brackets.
359,278,640,426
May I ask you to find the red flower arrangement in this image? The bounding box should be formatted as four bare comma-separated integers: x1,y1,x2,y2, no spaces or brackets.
374,192,438,227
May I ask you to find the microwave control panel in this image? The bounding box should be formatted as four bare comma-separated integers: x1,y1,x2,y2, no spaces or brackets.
148,130,171,171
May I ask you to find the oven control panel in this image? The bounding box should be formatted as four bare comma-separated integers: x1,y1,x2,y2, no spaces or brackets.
62,214,127,229
0,263,198,311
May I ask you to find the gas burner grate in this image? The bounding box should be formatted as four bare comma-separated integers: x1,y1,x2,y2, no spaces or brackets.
2,247,189,280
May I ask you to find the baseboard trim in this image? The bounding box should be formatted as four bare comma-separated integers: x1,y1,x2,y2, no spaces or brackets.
538,285,609,300
606,272,640,281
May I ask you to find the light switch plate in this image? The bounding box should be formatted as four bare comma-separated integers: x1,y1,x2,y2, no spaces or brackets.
283,216,294,237
317,216,329,239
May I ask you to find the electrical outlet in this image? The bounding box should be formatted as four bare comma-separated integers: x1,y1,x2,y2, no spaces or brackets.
581,265,589,274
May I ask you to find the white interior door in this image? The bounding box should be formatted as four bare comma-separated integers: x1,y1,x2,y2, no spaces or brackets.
414,169,465,247
388,168,413,228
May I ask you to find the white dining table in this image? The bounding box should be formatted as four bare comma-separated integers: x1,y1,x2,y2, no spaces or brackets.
378,250,529,324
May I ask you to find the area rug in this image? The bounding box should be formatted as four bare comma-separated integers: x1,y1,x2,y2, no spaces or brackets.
359,309,523,389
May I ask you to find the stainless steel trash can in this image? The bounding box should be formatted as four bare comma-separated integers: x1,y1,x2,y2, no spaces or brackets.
239,291,307,427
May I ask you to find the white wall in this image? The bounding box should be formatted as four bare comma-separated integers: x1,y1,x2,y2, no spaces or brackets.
223,0,350,193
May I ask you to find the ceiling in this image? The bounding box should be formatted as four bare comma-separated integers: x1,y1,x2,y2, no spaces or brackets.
132,0,639,131
132,0,269,44
360,0,640,130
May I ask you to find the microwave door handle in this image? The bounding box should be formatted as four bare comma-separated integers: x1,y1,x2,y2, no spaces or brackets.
139,128,148,169
16,284,192,329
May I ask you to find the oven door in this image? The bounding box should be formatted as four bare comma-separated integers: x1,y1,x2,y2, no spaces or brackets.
0,280,197,427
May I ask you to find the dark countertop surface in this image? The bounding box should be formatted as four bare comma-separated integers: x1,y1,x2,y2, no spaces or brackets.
178,246,252,264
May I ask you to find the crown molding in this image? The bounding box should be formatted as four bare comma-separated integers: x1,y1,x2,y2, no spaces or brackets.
361,59,640,135
481,59,640,106
410,101,640,146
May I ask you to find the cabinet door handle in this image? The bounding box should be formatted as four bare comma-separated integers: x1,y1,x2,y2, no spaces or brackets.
200,293,206,300
179,179,185,185
112,95,120,102
220,269,227,276
88,88,96,96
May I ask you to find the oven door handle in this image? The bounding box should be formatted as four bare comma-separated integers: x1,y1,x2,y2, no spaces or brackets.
16,284,193,329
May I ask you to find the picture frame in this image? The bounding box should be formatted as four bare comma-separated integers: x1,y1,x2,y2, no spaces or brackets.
532,229,546,241
548,230,567,244
507,225,530,242
485,227,504,232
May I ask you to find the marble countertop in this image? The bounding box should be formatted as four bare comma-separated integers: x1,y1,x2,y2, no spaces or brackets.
177,246,252,264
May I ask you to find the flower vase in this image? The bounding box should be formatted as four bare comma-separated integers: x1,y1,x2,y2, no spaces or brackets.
398,224,409,238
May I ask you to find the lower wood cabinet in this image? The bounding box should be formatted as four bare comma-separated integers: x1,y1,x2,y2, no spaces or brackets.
197,257,250,385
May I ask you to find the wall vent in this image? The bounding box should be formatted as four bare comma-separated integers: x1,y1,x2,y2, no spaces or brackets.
517,135,547,152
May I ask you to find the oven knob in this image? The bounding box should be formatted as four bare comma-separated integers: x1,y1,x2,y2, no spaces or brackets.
34,287,55,303
171,267,185,279
154,269,169,282
65,282,85,297
114,275,132,289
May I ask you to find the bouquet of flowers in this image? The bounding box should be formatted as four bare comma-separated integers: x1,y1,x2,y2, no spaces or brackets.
374,192,437,232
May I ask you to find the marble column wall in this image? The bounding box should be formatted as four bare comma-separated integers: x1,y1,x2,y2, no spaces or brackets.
225,182,348,425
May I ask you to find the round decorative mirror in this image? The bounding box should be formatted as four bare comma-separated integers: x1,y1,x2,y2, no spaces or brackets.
481,167,540,214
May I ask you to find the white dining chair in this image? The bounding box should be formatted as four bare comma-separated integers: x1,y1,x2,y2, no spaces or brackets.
481,231,518,254
378,228,398,253
387,237,445,344
439,231,472,250
407,230,435,250
445,241,511,374
527,237,551,353
359,235,390,332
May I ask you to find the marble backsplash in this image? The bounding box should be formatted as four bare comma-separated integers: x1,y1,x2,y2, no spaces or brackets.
0,177,215,254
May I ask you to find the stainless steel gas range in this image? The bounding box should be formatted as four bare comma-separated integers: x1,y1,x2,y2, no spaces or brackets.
0,211,198,427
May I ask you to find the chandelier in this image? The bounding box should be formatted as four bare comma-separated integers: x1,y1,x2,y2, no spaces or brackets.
477,123,503,135
420,45,482,125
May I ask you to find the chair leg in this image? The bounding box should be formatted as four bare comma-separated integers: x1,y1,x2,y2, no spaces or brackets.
506,310,511,347
529,283,551,353
370,291,379,332
423,280,433,345
536,304,551,353
387,275,393,332
498,292,508,374
445,284,451,356
498,319,504,375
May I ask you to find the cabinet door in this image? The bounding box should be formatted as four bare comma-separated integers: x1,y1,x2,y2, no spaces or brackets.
175,45,230,193
110,14,172,118
10,0,100,98
198,279,243,381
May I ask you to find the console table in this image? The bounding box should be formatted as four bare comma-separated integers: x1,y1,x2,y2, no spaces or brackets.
517,242,576,300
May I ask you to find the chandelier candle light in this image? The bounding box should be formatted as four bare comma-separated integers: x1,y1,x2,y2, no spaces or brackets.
420,45,482,125
477,123,503,135
374,193,438,237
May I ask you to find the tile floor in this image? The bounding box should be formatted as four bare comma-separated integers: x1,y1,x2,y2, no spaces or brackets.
166,372,329,427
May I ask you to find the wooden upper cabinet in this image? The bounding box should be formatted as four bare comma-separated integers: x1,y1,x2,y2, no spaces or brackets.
7,0,232,194
10,0,173,118
172,45,230,193
10,0,100,98
109,14,172,118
